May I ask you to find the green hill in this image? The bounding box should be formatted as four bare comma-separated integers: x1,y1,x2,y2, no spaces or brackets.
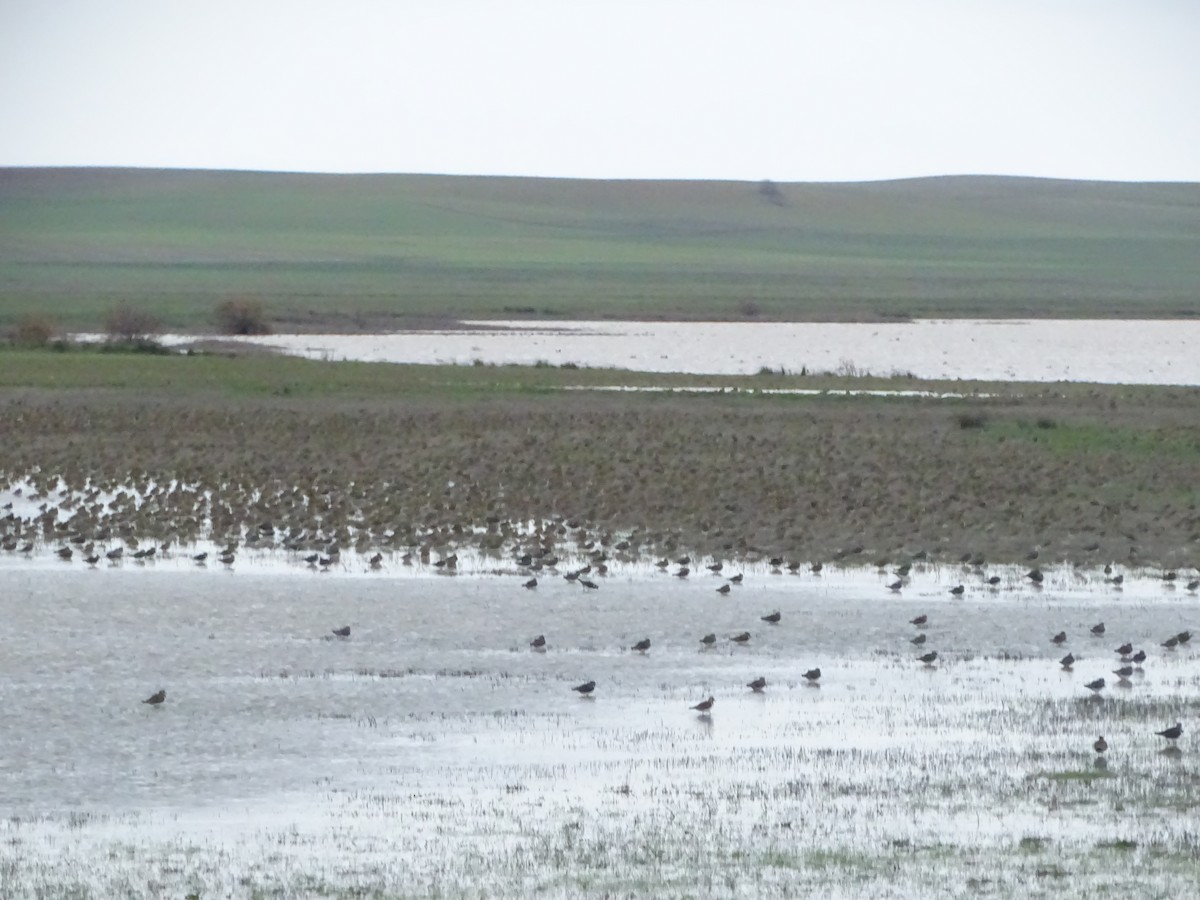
1,167,1197,330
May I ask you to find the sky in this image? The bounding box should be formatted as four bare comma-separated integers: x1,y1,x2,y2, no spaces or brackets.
1,0,1198,183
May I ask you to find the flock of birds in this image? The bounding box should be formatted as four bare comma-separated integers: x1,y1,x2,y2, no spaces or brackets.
47,543,1188,752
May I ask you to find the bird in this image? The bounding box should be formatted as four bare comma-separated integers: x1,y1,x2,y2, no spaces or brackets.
530,634,546,650
1162,636,1179,650
911,633,927,645
193,552,208,563
887,580,903,592
716,583,731,595
1156,722,1183,742
985,575,1002,586
802,668,822,683
106,547,123,561
332,626,351,638
707,562,723,573
1085,678,1105,693
910,615,927,627
1060,653,1075,670
84,554,99,566
1187,579,1200,592
523,577,538,589
1131,649,1147,666
674,567,690,578
700,633,717,647
761,611,781,624
1052,632,1068,645
572,680,596,696
1115,643,1133,656
56,546,72,560
303,553,318,565
691,696,715,714
580,579,599,590
728,573,744,584
631,638,651,653
1111,574,1124,586
730,632,751,644
1091,622,1106,636
1113,665,1134,680
142,689,166,705
1026,569,1043,584
1177,631,1192,645
918,651,938,665
747,677,767,692
1094,736,1108,754
949,584,965,596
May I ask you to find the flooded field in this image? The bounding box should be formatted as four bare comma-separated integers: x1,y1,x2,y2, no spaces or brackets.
179,319,1200,385
2,558,1197,898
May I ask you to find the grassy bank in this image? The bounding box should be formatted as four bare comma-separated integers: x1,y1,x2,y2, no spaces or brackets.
3,168,1199,331
2,349,1199,567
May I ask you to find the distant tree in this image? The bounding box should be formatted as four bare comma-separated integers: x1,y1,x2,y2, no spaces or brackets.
104,303,161,344
215,296,272,335
758,179,787,207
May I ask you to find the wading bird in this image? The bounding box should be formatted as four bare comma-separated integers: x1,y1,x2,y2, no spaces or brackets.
747,677,767,693
572,681,595,696
761,611,781,624
691,696,715,714
332,626,350,638
1156,722,1183,742
530,635,546,650
803,668,822,683
1052,632,1067,645
1094,736,1108,754
631,638,651,653
142,689,166,705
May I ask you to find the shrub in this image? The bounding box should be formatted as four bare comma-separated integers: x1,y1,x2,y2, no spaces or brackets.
9,313,59,347
104,303,161,344
215,297,272,335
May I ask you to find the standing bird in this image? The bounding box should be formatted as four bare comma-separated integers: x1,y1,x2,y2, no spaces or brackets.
747,677,767,693
1085,677,1106,693
1156,722,1183,742
523,577,538,589
1052,632,1068,645
730,632,751,644
1113,665,1134,680
949,584,965,596
887,580,903,592
1131,649,1147,666
728,573,744,584
716,583,731,595
691,696,715,714
530,634,546,650
700,633,717,647
142,689,166,706
1091,622,1106,636
910,615,928,627
986,575,1002,586
761,611,781,624
803,668,822,683
918,651,938,665
1094,736,1108,754
1060,653,1075,670
631,638,651,653
572,680,596,696
332,626,351,638
1026,569,1044,584
674,567,690,579
1115,643,1133,657
911,633,927,646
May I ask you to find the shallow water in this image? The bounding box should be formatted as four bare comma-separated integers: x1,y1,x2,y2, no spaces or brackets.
183,319,1200,384
2,561,1197,897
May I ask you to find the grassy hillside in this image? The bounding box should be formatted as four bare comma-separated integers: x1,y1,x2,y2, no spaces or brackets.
1,167,1198,330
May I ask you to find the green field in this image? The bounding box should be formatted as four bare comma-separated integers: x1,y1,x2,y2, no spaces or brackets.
2,167,1198,331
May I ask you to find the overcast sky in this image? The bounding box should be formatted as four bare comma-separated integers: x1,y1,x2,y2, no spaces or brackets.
1,0,1197,182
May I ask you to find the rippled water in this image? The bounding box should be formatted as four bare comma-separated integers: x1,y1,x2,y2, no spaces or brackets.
3,558,1197,897
196,319,1200,384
